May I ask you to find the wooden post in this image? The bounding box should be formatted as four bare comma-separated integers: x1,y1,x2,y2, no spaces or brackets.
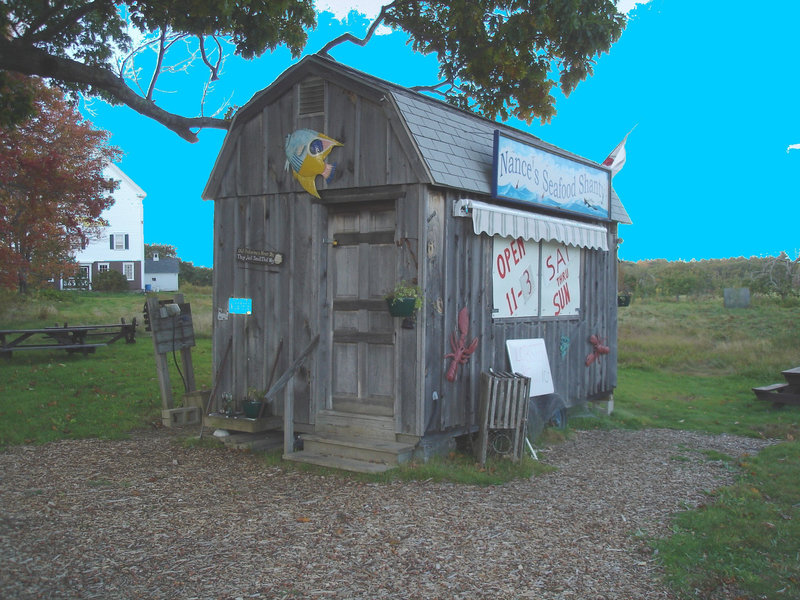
146,293,197,413
283,378,294,456
147,295,174,410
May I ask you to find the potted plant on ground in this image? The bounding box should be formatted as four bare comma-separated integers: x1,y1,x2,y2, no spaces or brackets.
385,280,424,317
241,388,265,418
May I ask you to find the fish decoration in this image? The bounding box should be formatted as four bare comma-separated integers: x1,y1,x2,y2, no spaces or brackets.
284,129,342,198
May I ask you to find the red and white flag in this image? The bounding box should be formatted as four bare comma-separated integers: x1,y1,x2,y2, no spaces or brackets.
602,126,636,177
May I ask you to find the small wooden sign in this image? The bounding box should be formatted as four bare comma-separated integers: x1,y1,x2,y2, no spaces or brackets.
236,247,284,266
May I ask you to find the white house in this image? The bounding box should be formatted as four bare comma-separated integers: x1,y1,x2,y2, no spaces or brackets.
144,254,179,292
65,163,146,290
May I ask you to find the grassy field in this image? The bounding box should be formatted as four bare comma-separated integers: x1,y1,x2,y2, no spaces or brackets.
600,296,800,599
0,288,213,445
2,290,799,598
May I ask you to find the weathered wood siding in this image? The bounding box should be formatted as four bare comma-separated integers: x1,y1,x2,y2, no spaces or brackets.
209,68,621,440
421,189,619,435
211,74,426,429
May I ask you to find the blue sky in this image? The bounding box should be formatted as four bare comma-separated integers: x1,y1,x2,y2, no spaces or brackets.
81,0,800,267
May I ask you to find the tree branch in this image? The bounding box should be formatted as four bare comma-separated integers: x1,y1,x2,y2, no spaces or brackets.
0,40,229,142
199,36,222,81
146,29,167,101
318,2,396,56
25,1,106,45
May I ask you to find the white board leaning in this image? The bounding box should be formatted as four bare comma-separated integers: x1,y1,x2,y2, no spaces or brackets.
506,338,554,397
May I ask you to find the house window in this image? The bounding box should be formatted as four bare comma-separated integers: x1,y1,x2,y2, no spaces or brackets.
98,263,109,273
123,262,135,281
79,265,90,279
109,233,129,250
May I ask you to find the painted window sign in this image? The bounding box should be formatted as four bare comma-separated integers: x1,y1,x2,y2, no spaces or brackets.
492,131,610,219
540,241,581,317
492,237,581,319
492,235,540,318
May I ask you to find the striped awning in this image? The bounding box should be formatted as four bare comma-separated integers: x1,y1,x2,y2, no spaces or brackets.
453,199,609,251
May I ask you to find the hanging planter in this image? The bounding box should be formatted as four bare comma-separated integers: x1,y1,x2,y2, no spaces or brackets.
384,280,423,317
386,296,418,317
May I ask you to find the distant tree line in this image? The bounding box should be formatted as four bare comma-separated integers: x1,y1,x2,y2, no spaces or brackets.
619,253,800,300
145,244,212,288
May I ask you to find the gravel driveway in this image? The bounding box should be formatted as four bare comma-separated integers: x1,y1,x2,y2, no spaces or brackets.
0,428,772,599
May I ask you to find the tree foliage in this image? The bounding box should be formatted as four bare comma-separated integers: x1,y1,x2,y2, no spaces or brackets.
0,75,120,292
92,268,129,292
144,243,177,260
378,0,625,123
0,1,624,141
179,261,213,287
619,255,800,301
0,0,316,142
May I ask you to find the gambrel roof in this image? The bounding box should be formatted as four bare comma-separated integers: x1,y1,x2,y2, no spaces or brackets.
204,54,631,224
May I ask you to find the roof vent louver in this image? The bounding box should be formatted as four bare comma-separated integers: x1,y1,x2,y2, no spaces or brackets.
299,77,325,116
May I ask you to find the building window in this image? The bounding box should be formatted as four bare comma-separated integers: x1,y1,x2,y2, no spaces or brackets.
123,263,135,281
492,238,581,319
109,233,129,250
79,265,90,279
98,263,109,273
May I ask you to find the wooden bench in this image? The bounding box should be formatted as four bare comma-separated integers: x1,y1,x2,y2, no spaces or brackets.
1,343,106,356
753,368,800,406
0,319,136,358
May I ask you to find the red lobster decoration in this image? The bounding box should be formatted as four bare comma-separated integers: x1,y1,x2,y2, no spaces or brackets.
585,334,610,366
445,307,479,382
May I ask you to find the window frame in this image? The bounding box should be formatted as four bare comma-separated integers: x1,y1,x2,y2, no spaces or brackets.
123,262,135,281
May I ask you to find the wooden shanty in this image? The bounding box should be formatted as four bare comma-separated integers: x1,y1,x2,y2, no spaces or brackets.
202,55,631,472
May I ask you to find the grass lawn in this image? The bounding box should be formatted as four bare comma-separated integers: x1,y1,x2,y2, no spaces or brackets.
0,289,213,446
593,296,800,599
2,291,800,598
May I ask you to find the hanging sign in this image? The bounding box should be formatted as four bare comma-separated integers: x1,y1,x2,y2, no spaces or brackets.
492,131,610,219
540,241,581,317
236,247,284,266
492,235,540,319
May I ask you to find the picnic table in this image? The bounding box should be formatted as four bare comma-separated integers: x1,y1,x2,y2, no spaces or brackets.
0,319,137,357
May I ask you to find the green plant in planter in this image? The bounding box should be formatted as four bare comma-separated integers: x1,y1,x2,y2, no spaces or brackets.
385,280,424,317
242,388,265,418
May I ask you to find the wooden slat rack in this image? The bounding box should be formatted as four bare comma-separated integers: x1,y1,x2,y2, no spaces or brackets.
476,370,531,465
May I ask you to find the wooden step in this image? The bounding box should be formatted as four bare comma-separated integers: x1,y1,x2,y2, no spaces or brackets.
301,434,414,465
314,410,396,442
782,367,800,386
283,450,393,474
203,413,282,433
753,383,791,393
221,431,283,452
752,383,800,406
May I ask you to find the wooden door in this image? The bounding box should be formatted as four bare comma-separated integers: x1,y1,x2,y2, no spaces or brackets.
327,204,397,417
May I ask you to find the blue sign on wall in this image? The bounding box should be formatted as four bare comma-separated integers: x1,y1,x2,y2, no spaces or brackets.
228,297,253,315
